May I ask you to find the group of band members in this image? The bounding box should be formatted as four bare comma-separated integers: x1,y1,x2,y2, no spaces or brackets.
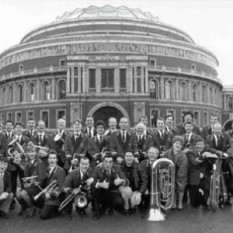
0,111,233,220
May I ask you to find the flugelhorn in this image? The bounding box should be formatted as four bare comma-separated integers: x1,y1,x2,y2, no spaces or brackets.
33,180,58,201
148,158,175,221
54,132,65,143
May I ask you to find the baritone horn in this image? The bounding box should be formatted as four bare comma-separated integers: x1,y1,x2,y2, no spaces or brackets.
148,158,175,221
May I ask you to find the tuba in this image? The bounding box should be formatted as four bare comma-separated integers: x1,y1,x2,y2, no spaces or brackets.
148,158,175,221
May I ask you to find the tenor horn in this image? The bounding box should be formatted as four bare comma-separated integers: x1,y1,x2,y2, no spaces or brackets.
148,158,175,221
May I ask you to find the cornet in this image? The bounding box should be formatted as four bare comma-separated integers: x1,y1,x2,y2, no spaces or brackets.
22,176,39,188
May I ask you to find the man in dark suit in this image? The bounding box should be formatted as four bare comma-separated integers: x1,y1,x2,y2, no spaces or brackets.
120,151,148,215
53,118,67,168
62,156,93,220
182,121,200,151
64,119,88,173
202,115,219,141
33,120,52,167
40,150,66,220
131,123,153,162
175,111,201,136
186,136,215,208
138,116,151,135
206,122,231,206
165,114,176,135
82,116,97,138
104,117,118,136
151,118,173,156
139,147,159,213
23,118,37,140
90,153,127,220
0,157,13,218
87,121,110,167
109,117,133,164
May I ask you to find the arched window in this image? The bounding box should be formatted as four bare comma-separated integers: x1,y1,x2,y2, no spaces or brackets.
29,83,35,101
165,80,173,100
149,79,159,99
229,96,233,110
18,84,23,102
180,82,187,101
58,80,66,99
202,86,207,103
192,84,197,102
42,81,50,100
9,86,13,104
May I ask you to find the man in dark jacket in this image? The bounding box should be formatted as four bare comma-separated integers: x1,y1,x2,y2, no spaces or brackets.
90,153,127,220
120,151,148,215
0,157,13,218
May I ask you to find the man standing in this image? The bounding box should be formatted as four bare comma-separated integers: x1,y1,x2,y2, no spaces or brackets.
82,116,97,138
64,119,88,173
175,111,201,136
202,115,219,141
87,121,109,167
105,117,118,136
110,117,133,164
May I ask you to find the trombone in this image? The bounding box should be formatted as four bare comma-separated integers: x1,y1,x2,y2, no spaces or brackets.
33,180,58,201
59,182,89,212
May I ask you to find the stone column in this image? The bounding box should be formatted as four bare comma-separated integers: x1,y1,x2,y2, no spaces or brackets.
175,78,179,100
71,67,74,93
66,67,70,94
127,66,132,93
83,66,87,93
160,76,164,99
36,79,40,100
145,66,148,93
188,81,192,101
141,67,144,93
51,78,55,99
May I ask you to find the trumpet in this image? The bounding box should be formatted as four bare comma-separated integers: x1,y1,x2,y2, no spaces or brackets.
59,182,89,212
148,158,175,221
33,180,58,201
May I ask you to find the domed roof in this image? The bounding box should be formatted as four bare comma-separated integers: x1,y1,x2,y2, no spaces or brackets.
54,5,160,23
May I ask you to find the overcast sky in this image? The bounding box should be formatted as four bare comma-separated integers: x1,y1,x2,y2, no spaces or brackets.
0,0,232,85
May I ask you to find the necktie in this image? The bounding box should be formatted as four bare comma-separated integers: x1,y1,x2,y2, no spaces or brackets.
106,170,110,182
122,132,126,142
0,173,4,194
100,135,103,143
39,134,42,144
30,130,33,136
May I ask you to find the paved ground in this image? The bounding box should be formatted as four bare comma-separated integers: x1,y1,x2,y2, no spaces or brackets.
1,202,233,233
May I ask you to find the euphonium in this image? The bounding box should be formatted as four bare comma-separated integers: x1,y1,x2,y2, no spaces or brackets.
148,158,175,221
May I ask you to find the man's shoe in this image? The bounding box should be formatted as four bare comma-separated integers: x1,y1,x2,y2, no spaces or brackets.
10,200,15,210
92,211,101,220
0,211,9,218
130,208,136,215
122,209,130,216
79,210,86,218
65,214,73,220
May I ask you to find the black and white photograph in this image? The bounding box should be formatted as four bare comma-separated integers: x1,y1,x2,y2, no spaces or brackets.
0,0,233,232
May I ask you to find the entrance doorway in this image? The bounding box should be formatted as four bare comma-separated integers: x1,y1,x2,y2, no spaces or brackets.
93,106,124,127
